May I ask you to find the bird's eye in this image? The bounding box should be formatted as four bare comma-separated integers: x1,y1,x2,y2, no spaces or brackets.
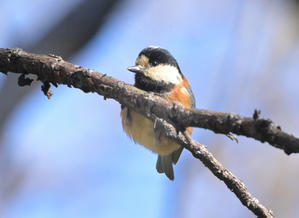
152,60,158,66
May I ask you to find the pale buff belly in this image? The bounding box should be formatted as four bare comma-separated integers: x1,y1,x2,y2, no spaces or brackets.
121,108,179,155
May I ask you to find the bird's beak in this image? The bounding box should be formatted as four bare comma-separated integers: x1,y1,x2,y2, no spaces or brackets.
127,65,144,74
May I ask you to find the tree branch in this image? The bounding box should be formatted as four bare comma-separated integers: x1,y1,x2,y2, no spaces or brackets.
2,48,294,217
0,0,121,141
1,48,298,155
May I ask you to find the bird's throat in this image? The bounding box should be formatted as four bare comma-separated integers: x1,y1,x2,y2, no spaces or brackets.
134,73,174,93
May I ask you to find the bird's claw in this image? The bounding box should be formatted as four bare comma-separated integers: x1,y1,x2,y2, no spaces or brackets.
154,118,166,144
226,132,239,143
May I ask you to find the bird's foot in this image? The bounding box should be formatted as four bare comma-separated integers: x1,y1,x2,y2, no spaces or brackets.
226,132,239,143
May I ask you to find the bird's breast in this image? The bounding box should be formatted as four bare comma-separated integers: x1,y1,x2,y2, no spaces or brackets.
121,107,180,155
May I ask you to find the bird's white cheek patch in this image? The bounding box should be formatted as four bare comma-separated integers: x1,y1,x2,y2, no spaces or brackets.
145,65,183,84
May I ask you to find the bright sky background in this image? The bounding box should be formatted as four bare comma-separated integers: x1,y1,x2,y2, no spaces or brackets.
1,0,299,217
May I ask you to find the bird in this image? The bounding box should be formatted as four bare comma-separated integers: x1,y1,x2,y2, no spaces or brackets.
121,46,195,180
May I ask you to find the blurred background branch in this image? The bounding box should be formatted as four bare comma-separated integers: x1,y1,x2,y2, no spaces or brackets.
0,0,121,214
0,0,121,140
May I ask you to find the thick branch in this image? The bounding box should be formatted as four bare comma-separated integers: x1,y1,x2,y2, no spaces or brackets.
0,48,298,155
0,48,287,217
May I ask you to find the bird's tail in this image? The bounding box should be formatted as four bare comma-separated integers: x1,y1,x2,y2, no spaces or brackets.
156,147,183,180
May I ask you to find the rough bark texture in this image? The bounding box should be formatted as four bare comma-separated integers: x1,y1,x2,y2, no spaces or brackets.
3,47,298,217
0,48,298,155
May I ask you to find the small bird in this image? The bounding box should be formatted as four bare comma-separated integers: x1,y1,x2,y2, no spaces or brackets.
121,46,195,180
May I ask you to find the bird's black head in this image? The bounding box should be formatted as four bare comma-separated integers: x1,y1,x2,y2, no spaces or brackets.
138,46,181,70
128,46,183,93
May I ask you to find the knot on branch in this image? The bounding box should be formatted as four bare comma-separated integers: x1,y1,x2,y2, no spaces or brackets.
18,74,33,86
253,109,261,120
252,111,282,139
254,118,283,152
41,82,53,99
9,48,23,62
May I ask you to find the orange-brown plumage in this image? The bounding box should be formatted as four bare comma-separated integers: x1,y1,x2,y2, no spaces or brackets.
168,77,193,135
